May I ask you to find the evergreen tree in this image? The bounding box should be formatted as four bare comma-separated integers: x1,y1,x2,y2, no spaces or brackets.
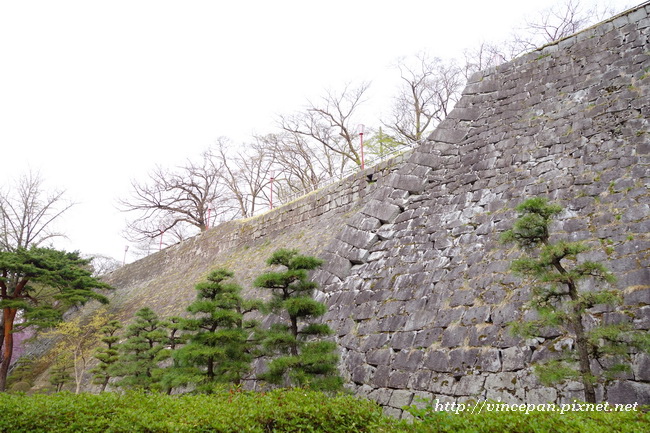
0,247,112,391
7,357,35,391
166,269,262,393
111,308,167,391
90,320,122,392
502,197,650,403
49,358,73,392
254,249,342,391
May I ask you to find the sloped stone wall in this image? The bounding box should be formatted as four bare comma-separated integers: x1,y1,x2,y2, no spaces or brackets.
24,3,649,407
313,3,650,417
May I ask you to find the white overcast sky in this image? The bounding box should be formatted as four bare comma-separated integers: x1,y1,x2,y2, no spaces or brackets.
0,0,634,264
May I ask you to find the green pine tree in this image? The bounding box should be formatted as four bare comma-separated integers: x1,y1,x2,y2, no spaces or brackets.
502,197,650,403
6,357,36,391
49,358,73,392
90,320,122,392
0,247,112,391
111,308,168,391
254,249,342,392
165,269,262,393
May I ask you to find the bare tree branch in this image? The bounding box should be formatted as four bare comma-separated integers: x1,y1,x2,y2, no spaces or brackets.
278,82,370,178
208,137,276,218
383,53,463,146
118,152,236,247
0,171,74,251
510,0,622,57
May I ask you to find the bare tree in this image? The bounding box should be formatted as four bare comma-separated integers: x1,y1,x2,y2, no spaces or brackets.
261,132,335,197
209,137,275,218
0,171,74,372
119,153,235,248
85,254,121,277
383,53,464,147
511,0,624,56
0,171,74,251
462,41,511,80
460,1,628,80
279,82,370,177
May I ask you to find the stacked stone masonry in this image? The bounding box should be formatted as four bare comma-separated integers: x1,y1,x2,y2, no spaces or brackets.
312,3,650,418
28,3,649,412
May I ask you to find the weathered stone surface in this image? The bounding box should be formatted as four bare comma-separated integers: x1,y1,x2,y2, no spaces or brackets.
501,346,531,371
367,348,392,366
454,375,486,396
387,174,428,193
428,127,468,144
362,199,402,223
633,353,650,382
388,390,414,408
338,225,379,250
607,381,650,405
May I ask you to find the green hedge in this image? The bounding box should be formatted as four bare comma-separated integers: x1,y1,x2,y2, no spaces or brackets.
403,402,650,433
1,390,648,433
0,389,396,433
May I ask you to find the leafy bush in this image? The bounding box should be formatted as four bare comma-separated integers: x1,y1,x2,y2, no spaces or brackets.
403,400,650,433
0,389,396,433
1,390,648,433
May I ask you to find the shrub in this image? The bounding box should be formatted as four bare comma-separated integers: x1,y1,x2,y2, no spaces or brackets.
0,389,396,433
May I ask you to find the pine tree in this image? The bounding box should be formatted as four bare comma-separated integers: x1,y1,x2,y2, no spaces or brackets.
7,357,35,391
111,308,167,391
166,269,262,393
0,247,112,391
502,197,650,403
90,320,122,392
254,249,342,391
49,358,73,392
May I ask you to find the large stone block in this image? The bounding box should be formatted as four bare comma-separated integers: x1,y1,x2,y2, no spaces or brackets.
441,326,468,348
388,390,414,408
454,375,486,396
423,349,450,373
501,346,532,371
607,381,650,405
393,349,424,372
362,199,402,223
338,225,379,250
386,173,428,193
366,348,392,366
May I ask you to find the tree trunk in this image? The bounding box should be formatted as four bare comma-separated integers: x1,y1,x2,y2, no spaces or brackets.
553,260,597,403
571,313,597,403
0,314,4,363
207,356,214,380
0,308,17,392
100,376,109,393
290,316,299,356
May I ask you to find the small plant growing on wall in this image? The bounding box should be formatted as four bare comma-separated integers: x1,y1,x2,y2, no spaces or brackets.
501,197,649,403
255,249,342,392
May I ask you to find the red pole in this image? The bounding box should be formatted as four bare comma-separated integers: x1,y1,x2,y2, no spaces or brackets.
206,206,212,229
359,124,365,170
270,172,274,210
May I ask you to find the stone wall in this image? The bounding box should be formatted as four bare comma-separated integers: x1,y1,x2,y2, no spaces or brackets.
24,3,649,409
101,152,410,321
312,3,650,417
